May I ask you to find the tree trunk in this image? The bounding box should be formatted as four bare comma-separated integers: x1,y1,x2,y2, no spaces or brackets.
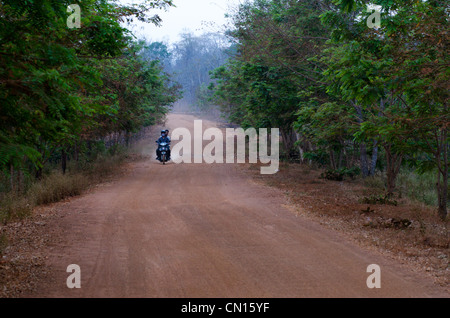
10,164,14,193
329,150,336,170
74,142,79,162
338,149,344,169
17,169,23,194
125,131,130,147
280,127,297,157
35,167,42,180
370,140,378,176
437,170,447,220
61,149,67,175
436,128,448,220
360,143,369,177
384,144,403,197
294,132,305,162
354,101,369,177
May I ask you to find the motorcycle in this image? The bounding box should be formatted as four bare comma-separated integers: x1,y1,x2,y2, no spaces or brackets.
156,141,170,164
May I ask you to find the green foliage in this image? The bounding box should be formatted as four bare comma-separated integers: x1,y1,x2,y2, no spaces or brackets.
0,146,132,224
0,0,180,180
397,169,441,207
321,167,361,181
212,0,448,217
211,0,333,153
212,60,301,131
322,0,448,216
142,41,171,64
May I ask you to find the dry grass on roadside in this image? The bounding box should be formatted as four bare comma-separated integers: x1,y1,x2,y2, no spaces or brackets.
242,162,449,289
0,152,147,225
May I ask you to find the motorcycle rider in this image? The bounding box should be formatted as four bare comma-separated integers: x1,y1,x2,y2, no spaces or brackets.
156,129,171,161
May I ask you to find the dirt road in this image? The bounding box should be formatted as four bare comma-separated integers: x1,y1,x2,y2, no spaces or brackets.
31,114,447,297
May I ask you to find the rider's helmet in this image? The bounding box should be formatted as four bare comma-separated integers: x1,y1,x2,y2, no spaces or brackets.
161,130,166,136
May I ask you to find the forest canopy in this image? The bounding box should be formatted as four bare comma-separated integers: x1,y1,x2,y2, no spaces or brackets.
208,0,449,219
0,0,181,184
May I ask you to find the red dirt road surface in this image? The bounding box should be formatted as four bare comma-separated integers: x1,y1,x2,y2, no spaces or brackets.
30,114,448,297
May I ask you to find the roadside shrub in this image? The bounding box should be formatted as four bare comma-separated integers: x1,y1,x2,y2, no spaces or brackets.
0,193,33,224
0,150,127,223
397,169,438,206
363,168,440,207
361,194,398,206
321,167,361,181
28,172,89,206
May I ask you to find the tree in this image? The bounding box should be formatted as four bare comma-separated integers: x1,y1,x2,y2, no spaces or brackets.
212,0,333,155
170,32,230,111
323,0,448,217
0,0,179,182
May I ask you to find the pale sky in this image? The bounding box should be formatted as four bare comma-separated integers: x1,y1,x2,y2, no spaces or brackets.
122,0,244,43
